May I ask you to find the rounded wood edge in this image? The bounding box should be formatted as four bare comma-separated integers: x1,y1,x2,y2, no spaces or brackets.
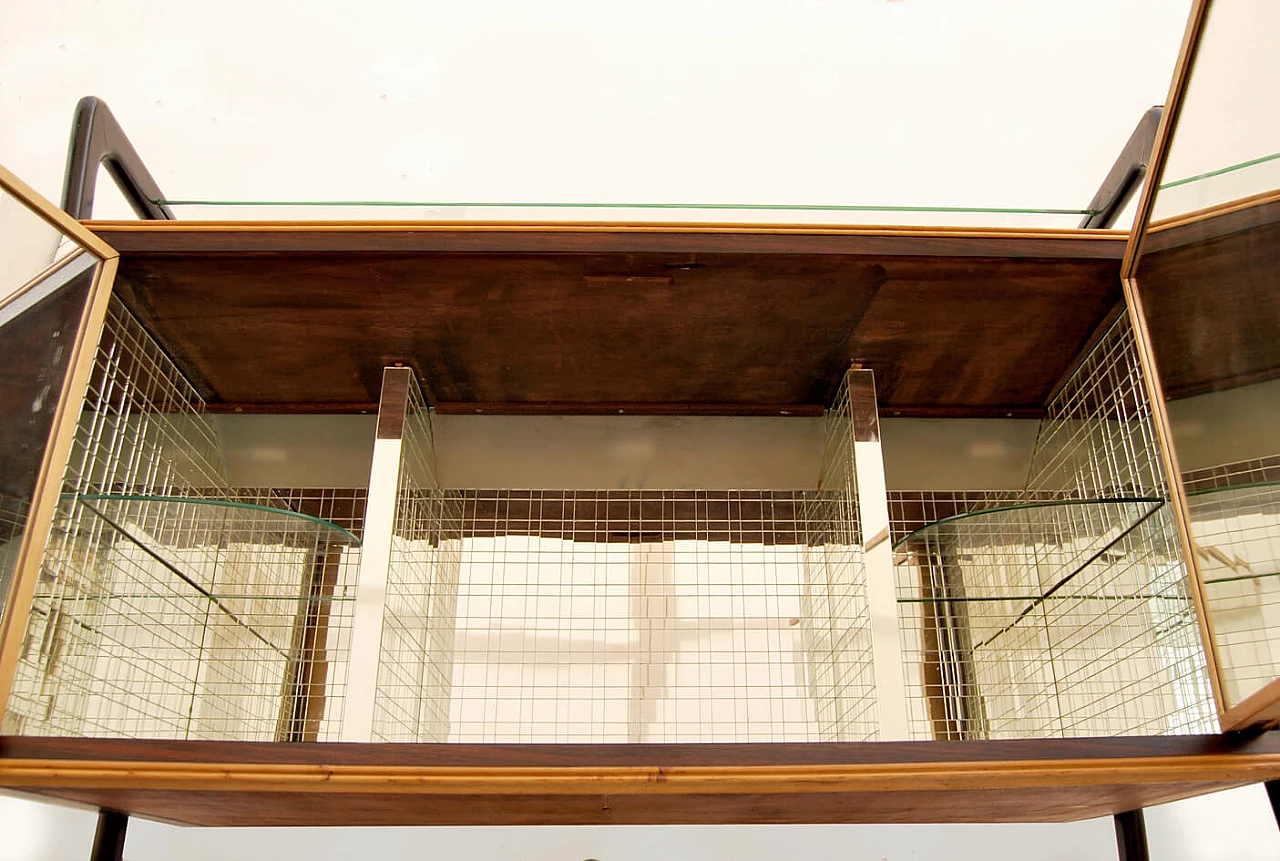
3,753,1279,795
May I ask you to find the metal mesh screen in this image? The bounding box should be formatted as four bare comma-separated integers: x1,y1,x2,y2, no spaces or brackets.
802,368,876,741
4,300,360,741
373,377,462,742
373,490,876,743
372,373,876,743
893,316,1215,739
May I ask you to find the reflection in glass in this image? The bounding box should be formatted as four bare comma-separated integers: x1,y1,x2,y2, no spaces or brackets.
894,498,1214,740
0,252,99,618
1137,0,1280,710
0,190,72,295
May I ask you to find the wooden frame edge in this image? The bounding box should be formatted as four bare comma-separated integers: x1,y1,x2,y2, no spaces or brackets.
1121,275,1227,720
1120,0,1213,278
1,752,1279,795
81,219,1129,240
1224,679,1280,732
1115,0,1230,724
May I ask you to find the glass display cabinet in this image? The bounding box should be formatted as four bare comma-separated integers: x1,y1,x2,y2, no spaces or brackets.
0,1,1277,857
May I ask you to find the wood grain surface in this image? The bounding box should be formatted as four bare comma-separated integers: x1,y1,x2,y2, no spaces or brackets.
93,229,1124,416
2,734,1278,826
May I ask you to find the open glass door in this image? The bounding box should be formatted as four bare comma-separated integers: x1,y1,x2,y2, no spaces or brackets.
1130,0,1280,729
0,164,118,722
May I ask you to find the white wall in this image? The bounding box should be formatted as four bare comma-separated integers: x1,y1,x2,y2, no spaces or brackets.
4,0,1280,858
1,0,1189,227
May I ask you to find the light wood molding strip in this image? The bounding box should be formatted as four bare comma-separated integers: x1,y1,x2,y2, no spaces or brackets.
1120,0,1212,277
83,220,1128,258
83,219,1127,239
3,753,1280,795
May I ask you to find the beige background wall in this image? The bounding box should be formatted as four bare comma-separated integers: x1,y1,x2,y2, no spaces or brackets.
216,413,1042,491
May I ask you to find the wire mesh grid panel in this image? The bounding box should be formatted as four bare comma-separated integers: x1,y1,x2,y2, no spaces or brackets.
895,499,1213,739
801,369,877,742
372,368,878,743
445,491,877,743
372,376,463,742
260,488,366,741
1183,457,1280,707
1025,315,1167,502
431,491,874,744
888,491,1025,740
892,315,1215,740
4,299,360,741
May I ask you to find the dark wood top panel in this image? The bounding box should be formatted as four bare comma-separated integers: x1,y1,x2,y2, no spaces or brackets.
1139,204,1280,400
87,220,1128,259
116,253,885,407
850,258,1122,410
112,249,1121,415
2,734,1278,826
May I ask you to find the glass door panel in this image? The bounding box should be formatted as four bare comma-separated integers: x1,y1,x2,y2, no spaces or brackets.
0,165,117,709
1134,0,1280,725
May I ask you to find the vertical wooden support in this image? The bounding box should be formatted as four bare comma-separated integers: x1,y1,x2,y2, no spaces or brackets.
89,810,127,861
848,370,910,740
1114,809,1150,861
340,367,414,742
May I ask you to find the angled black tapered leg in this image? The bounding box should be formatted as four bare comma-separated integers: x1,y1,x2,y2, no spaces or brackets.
1267,780,1280,830
89,810,128,861
1114,809,1149,861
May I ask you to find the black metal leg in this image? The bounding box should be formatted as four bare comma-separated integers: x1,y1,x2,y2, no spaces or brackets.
1114,809,1150,861
1266,780,1280,830
89,810,128,861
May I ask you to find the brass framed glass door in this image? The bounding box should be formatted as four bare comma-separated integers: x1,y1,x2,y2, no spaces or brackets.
0,164,118,725
1126,0,1280,729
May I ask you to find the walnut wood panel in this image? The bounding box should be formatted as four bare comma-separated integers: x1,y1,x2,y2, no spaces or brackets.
109,245,1122,416
847,258,1120,410
1,734,1278,826
1138,204,1280,400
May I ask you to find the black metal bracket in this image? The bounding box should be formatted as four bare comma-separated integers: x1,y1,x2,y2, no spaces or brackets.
1079,107,1163,229
61,96,174,220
